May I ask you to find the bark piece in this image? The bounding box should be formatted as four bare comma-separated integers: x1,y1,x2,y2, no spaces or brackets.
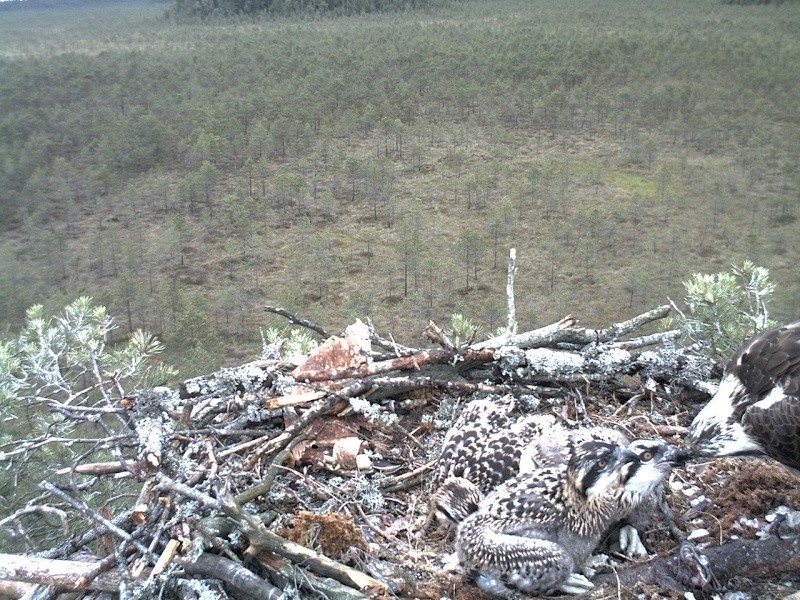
293,320,372,381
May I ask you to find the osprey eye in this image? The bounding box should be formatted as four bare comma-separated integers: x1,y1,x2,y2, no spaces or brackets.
641,451,653,461
595,459,607,469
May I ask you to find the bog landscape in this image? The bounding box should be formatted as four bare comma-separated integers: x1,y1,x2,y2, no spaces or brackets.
1,0,798,377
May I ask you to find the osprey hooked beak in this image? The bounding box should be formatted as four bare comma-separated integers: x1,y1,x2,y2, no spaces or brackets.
683,373,765,459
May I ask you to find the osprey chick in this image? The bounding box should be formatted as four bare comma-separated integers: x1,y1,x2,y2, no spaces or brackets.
455,440,639,596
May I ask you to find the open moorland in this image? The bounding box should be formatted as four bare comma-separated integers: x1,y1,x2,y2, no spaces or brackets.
1,0,799,377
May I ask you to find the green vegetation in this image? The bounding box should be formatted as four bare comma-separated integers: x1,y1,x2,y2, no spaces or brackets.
1,0,799,379
670,261,776,359
168,0,447,21
0,297,172,547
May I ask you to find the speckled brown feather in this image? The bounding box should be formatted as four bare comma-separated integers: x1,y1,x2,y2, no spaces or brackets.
431,398,515,491
455,441,639,596
431,397,555,494
742,397,800,470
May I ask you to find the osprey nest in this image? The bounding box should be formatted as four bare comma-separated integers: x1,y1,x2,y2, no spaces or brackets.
4,304,800,600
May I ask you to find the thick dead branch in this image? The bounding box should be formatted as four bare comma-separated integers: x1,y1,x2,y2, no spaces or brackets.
474,305,670,350
472,315,578,350
495,341,715,386
259,559,373,600
292,346,495,383
218,495,387,596
593,536,800,593
0,554,130,593
290,349,494,382
179,553,283,600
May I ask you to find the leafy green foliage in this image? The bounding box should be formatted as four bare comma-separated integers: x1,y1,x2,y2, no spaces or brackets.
262,326,319,360
448,313,481,348
0,298,175,551
670,261,776,360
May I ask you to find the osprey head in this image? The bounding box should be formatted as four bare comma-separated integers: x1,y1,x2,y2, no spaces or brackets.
623,440,687,501
685,373,764,458
429,476,482,525
569,441,639,500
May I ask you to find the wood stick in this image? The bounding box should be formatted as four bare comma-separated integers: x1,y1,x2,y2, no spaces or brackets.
0,554,138,592
180,552,283,600
506,247,518,337
264,306,330,339
55,460,136,476
218,495,387,596
291,347,495,383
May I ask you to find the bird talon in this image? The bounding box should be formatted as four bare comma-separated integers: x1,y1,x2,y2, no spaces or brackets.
558,572,595,594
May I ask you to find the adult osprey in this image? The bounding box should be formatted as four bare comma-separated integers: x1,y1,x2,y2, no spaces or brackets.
685,321,800,471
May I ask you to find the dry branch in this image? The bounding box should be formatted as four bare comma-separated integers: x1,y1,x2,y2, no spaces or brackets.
474,305,671,350
0,554,134,593
593,537,800,594
291,345,495,383
55,461,136,477
218,496,388,596
264,305,330,339
179,553,283,600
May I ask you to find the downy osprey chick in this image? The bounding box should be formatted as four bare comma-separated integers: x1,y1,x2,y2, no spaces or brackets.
426,397,555,529
454,440,639,597
614,438,688,556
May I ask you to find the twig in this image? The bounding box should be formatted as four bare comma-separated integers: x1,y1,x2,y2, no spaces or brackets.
0,505,69,532
264,306,330,339
506,248,518,338
365,317,418,356
236,438,305,506
153,473,222,511
39,481,151,559
377,460,436,492
392,422,427,452
350,502,394,543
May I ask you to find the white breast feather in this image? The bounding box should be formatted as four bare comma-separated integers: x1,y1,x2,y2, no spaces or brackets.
752,384,786,411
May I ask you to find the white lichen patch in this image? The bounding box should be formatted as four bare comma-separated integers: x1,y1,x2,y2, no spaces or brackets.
524,348,584,374
348,397,398,426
